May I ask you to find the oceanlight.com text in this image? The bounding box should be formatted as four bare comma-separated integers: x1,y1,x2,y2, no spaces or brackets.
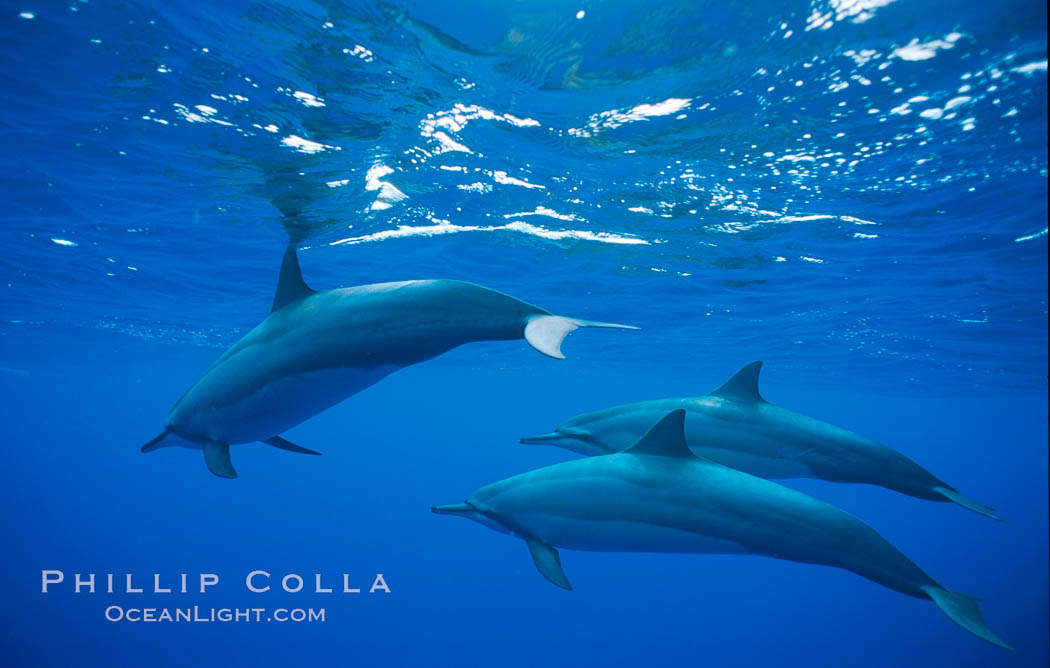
104,605,326,623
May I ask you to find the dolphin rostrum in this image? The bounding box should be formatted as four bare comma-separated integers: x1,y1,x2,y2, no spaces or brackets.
520,361,998,519
141,246,635,478
435,410,1011,649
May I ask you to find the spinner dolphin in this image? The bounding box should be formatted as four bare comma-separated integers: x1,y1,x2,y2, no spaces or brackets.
141,246,635,477
437,410,1011,649
521,361,998,519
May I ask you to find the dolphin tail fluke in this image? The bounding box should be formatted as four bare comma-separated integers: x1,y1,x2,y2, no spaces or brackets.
932,486,1002,521
264,436,321,456
921,585,1012,650
203,440,237,479
140,429,171,453
525,537,572,590
524,315,637,359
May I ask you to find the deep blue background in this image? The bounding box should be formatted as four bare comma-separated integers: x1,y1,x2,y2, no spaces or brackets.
1,1,1046,666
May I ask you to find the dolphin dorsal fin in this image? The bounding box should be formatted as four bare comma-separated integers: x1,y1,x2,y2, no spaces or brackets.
709,361,765,402
271,246,315,313
624,410,693,458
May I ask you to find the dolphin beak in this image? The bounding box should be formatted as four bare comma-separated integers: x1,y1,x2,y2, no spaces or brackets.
519,432,569,445
431,503,473,516
432,502,511,535
520,429,607,457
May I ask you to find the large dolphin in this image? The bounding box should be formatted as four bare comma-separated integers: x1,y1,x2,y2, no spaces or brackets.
141,246,635,478
434,410,1011,649
520,361,998,519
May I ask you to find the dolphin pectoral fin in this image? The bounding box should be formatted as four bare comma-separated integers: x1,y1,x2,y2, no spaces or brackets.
203,441,237,479
933,486,1002,521
140,429,171,453
921,586,1012,650
524,315,637,359
525,537,572,590
263,436,321,456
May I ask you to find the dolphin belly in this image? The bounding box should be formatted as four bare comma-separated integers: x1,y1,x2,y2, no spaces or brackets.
698,449,814,478
514,512,747,554
679,402,828,478
172,364,399,444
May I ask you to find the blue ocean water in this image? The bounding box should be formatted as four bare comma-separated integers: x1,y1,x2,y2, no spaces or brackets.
0,0,1046,665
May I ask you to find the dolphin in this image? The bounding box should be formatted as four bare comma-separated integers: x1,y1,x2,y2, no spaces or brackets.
140,246,635,478
434,410,1011,650
520,361,998,519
